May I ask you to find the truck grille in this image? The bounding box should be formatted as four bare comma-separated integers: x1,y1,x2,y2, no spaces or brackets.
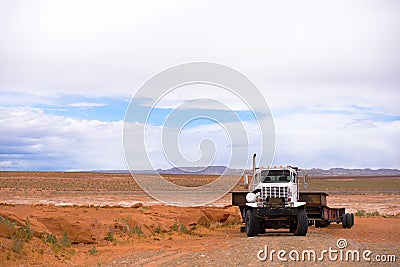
261,186,288,200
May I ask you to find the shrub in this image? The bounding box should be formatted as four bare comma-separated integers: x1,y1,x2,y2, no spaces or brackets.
179,224,189,234
46,234,57,244
355,210,365,217
172,222,179,232
131,225,143,236
61,233,71,247
0,216,16,227
366,211,380,217
105,232,115,242
154,225,162,234
89,246,97,255
13,238,23,254
120,217,129,223
23,217,33,241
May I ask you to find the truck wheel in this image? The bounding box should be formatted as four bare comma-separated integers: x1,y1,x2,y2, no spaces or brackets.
342,213,351,228
342,214,348,228
245,209,259,237
346,213,351,228
350,213,354,228
293,209,308,236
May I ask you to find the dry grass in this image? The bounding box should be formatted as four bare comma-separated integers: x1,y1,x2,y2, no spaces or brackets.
301,176,400,194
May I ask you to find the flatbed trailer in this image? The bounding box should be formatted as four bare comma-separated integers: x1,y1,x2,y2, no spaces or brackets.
231,191,354,230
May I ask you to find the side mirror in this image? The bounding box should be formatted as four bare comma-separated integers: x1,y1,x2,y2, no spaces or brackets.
244,174,249,186
303,173,308,188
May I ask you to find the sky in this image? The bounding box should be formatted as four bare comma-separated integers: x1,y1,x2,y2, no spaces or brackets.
0,0,399,171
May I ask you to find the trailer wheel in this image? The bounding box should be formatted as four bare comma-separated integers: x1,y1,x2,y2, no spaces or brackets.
342,214,348,228
245,209,259,237
350,213,354,228
293,209,308,236
342,213,351,228
346,213,352,228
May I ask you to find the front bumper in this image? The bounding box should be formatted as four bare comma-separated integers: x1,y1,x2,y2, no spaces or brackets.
255,206,301,216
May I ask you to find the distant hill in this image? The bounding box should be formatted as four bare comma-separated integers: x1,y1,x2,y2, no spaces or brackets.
156,166,243,175
95,166,242,175
303,168,400,177
94,167,400,176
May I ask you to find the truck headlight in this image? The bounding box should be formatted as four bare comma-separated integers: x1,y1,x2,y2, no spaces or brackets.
246,192,256,203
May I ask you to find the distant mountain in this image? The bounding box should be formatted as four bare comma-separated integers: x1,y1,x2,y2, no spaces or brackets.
157,166,242,175
303,168,400,177
93,170,131,174
94,166,242,175
93,167,400,176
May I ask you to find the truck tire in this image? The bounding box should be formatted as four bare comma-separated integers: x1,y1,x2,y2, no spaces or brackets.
342,214,348,228
346,213,351,228
245,209,259,237
342,213,351,228
350,213,354,228
293,208,308,236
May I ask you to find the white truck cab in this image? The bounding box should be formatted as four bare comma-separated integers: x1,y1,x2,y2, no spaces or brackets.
246,166,306,208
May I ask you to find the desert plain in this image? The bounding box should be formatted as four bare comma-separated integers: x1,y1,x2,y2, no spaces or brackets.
0,172,399,266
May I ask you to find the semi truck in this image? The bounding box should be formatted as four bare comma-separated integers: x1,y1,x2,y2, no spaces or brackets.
231,154,354,237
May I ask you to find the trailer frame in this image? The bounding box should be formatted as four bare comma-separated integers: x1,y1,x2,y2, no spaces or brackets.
231,191,354,230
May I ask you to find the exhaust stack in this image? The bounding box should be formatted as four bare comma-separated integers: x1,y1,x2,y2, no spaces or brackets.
252,154,256,173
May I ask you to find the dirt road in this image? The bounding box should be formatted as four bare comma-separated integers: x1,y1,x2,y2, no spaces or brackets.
109,217,399,267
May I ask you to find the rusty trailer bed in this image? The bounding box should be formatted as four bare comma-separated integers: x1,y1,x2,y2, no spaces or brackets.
231,191,346,223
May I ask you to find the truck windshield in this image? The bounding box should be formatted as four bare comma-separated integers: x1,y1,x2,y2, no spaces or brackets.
261,170,291,183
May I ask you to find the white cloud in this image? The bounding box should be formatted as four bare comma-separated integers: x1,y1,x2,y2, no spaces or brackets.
140,84,250,111
263,85,400,118
0,107,260,171
122,114,270,170
273,113,400,169
0,107,125,170
68,102,107,108
0,161,12,167
0,1,398,97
